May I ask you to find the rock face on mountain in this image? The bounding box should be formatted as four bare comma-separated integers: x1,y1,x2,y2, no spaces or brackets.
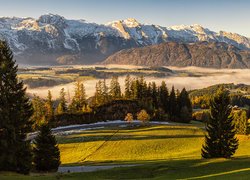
103,42,250,69
0,14,250,65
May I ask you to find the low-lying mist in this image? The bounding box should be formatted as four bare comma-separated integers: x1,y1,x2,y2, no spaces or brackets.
26,66,250,99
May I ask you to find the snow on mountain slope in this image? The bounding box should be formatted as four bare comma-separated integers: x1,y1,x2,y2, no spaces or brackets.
0,13,249,65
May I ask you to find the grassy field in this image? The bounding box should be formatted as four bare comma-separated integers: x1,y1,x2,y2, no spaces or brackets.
1,123,250,179
58,124,206,165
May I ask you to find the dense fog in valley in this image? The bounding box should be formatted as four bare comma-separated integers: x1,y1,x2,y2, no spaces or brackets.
25,66,250,99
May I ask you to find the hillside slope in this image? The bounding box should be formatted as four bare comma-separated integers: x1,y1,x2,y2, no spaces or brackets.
103,42,250,68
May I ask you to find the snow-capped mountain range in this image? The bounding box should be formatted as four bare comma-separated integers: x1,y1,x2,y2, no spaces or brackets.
0,14,249,65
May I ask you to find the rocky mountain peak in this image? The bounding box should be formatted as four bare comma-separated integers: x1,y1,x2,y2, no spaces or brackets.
38,14,66,28
123,18,140,27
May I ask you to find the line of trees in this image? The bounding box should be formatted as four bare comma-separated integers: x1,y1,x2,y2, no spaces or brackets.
30,75,193,129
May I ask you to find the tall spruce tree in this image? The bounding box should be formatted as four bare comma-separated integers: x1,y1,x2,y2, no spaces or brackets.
44,90,54,122
102,79,109,104
33,123,60,172
57,88,67,114
159,81,169,113
31,95,46,130
0,41,33,174
94,80,103,106
178,88,192,123
130,79,138,100
151,82,158,109
109,76,121,99
124,74,132,99
201,88,239,158
70,81,86,112
169,86,177,120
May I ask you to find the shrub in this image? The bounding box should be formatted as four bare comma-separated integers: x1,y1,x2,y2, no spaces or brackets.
137,109,150,125
125,113,134,123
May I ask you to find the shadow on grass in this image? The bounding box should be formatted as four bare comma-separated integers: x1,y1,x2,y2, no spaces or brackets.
58,134,205,144
66,157,250,179
56,124,202,137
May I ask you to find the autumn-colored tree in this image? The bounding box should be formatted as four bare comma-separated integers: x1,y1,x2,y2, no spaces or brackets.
137,109,150,125
125,113,134,123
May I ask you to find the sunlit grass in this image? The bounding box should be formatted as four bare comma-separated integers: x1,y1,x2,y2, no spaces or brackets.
57,125,205,165
1,123,249,179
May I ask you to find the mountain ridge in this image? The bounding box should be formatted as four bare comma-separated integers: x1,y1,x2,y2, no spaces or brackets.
103,41,250,69
0,13,250,65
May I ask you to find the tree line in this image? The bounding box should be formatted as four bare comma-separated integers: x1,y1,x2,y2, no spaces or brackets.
31,75,193,130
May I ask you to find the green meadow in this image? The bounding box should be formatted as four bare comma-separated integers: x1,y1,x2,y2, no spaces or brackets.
1,122,250,179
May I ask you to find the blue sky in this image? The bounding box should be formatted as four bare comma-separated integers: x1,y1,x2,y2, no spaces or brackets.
0,0,249,37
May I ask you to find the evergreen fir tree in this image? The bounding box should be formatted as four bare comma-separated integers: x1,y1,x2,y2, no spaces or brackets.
169,86,177,120
151,82,158,109
159,81,169,113
147,82,152,96
79,83,87,108
109,76,121,99
233,110,248,135
102,79,109,104
142,81,148,97
44,90,54,122
130,79,138,99
177,88,192,123
57,88,67,114
201,88,239,158
69,81,86,112
94,80,103,106
124,74,132,99
0,41,33,174
31,95,46,130
33,123,61,172
138,76,145,100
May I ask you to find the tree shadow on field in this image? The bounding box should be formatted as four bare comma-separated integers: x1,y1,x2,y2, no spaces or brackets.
58,133,204,144
59,127,198,135
77,157,250,179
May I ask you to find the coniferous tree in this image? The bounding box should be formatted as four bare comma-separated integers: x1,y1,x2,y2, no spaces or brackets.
142,80,148,100
233,110,248,135
33,123,60,172
94,80,103,106
130,78,138,99
169,86,177,120
0,41,33,174
159,81,169,113
69,81,86,112
57,88,67,114
151,82,158,109
109,76,121,99
31,95,46,130
79,82,87,108
178,88,193,123
44,90,54,122
201,88,239,158
124,74,132,99
102,79,109,104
